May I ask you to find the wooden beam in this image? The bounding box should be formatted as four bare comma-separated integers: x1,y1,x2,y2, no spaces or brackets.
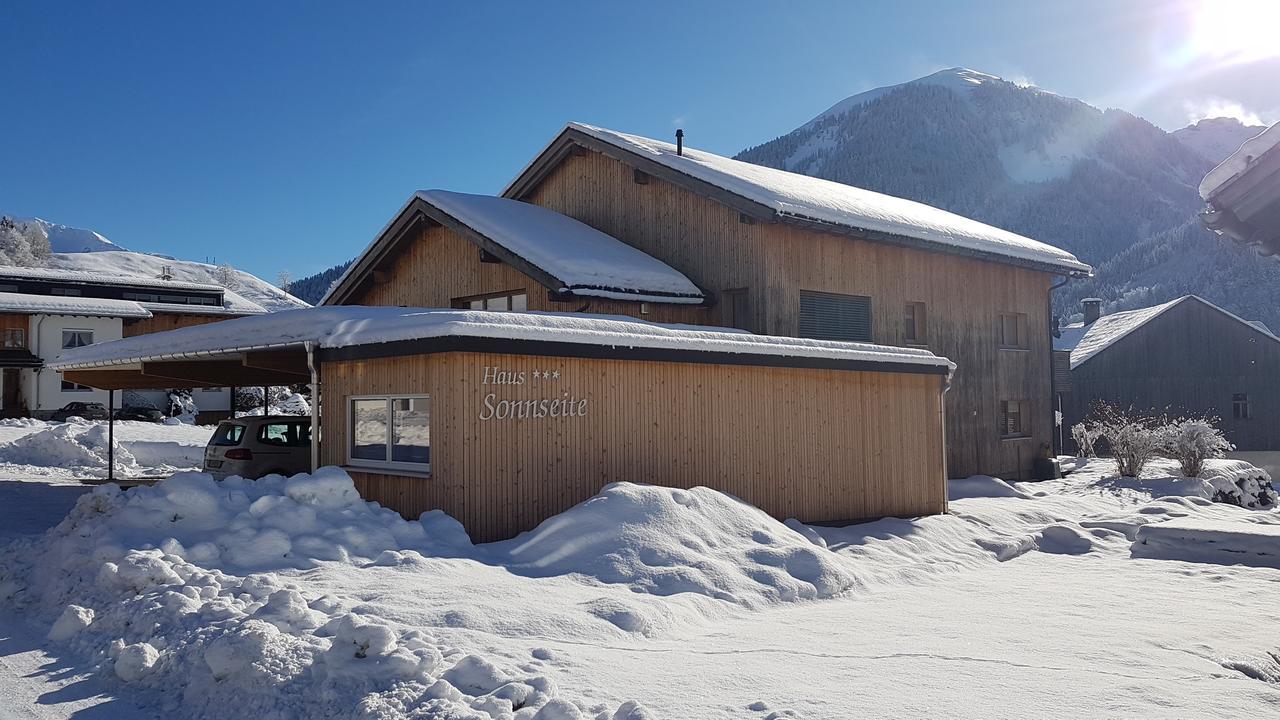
60,370,176,390
242,350,310,377
142,360,304,387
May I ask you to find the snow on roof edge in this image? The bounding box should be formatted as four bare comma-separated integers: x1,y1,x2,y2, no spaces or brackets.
0,292,153,319
531,122,1091,276
50,307,955,374
1200,122,1280,200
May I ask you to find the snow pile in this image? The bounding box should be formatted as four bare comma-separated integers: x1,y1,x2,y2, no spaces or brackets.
948,475,1033,501
1134,517,1280,567
0,422,136,472
0,469,647,718
0,421,205,477
1201,459,1277,509
489,482,861,607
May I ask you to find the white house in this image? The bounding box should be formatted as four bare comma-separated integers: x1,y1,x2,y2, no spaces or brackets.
0,266,267,419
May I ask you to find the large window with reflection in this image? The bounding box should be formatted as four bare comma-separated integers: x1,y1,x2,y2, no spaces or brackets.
348,395,430,471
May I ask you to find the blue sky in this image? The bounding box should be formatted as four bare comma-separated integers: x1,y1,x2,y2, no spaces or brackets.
2,0,1278,283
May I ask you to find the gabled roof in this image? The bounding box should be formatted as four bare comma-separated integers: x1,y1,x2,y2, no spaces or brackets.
0,291,153,319
1054,295,1279,369
321,191,706,306
505,122,1092,277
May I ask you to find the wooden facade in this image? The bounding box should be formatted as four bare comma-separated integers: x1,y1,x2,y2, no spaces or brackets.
123,313,233,337
1061,297,1280,451
320,350,948,542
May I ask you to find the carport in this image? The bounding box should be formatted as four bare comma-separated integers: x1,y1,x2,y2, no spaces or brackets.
59,347,319,483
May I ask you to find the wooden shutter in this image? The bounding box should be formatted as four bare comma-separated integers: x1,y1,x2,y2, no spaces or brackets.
799,291,872,342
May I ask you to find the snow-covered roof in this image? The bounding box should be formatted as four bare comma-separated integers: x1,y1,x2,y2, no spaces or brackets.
0,265,224,293
1200,122,1280,200
0,291,152,319
322,192,707,306
1054,295,1279,369
50,307,954,374
511,122,1091,276
138,300,266,317
418,191,704,303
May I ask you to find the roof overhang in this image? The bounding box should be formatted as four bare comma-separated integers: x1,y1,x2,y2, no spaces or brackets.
503,125,1093,279
321,193,710,307
59,349,312,390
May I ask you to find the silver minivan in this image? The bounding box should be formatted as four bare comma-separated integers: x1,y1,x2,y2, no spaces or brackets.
203,416,312,479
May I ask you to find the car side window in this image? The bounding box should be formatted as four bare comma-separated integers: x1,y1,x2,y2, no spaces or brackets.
259,423,293,446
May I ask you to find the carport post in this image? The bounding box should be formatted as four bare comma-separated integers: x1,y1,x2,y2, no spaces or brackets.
107,389,115,483
262,386,269,415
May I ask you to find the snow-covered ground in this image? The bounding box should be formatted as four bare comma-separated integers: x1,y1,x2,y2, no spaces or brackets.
0,432,1278,718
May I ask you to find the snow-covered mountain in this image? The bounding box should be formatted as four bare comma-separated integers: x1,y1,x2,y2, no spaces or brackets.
16,217,123,253
1172,117,1266,165
3,217,308,312
737,68,1280,326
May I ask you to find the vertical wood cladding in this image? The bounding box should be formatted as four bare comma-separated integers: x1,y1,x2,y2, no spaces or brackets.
322,352,947,543
523,149,1054,478
1061,298,1280,451
123,313,235,337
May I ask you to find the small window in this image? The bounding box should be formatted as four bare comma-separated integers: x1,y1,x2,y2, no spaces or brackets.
452,290,527,313
1001,400,1028,438
2,328,24,348
904,302,927,344
51,287,82,296
212,423,246,446
999,313,1027,349
62,329,93,349
61,378,91,392
1233,393,1250,420
123,292,161,302
0,284,17,292
798,290,872,342
724,288,752,331
349,396,431,470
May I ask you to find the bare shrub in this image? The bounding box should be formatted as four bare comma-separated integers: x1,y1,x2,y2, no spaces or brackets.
1161,417,1233,478
1070,422,1101,458
1092,403,1169,478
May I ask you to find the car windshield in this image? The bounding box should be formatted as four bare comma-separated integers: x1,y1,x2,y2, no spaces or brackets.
211,423,246,446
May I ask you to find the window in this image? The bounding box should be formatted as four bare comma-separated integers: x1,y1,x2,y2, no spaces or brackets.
724,288,752,331
61,378,91,392
2,328,24,348
1001,400,1028,438
211,423,246,446
452,290,527,313
904,302,927,344
51,287,82,296
258,421,310,447
999,313,1027,349
62,329,93,349
798,291,872,342
123,292,160,302
0,284,17,292
1233,393,1250,420
349,396,430,470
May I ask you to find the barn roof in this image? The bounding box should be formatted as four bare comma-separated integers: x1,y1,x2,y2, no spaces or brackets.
505,122,1092,277
321,191,706,306
1054,295,1279,370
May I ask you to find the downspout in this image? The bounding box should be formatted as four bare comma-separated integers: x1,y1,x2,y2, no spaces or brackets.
1048,275,1071,458
940,370,952,514
31,315,45,416
305,341,319,473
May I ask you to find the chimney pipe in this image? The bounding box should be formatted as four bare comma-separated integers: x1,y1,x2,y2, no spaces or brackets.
1082,297,1103,325
676,128,684,156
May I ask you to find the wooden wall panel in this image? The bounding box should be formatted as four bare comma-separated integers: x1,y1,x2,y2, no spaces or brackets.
321,352,947,542
344,221,712,325
524,149,1054,478
123,313,233,338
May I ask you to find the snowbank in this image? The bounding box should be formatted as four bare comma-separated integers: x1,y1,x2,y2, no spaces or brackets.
0,469,650,718
0,421,205,477
489,482,861,606
1134,517,1280,567
948,475,1033,501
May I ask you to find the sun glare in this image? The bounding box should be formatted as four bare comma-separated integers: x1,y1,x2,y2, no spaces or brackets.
1190,0,1280,64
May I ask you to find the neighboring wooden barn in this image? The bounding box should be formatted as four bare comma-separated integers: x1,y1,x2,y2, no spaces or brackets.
1057,295,1280,450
